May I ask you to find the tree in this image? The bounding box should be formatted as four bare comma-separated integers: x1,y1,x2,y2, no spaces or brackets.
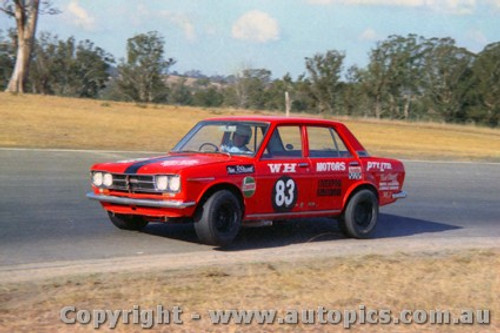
224,68,272,109
304,50,345,113
115,31,175,103
1,0,58,93
362,35,427,119
468,42,500,126
0,29,15,89
29,32,114,97
192,79,223,107
420,37,475,123
167,77,192,105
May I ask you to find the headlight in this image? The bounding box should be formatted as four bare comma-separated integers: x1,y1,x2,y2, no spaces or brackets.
168,176,181,192
92,172,103,186
103,173,113,187
155,175,180,192
155,176,169,191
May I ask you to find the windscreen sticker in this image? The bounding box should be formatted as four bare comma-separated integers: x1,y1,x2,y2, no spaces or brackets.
272,176,298,212
349,166,362,180
242,177,256,198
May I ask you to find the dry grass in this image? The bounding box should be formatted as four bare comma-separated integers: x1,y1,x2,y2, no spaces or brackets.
0,249,498,332
1,92,499,161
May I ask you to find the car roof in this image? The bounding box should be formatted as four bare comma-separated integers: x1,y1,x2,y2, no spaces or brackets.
203,115,343,126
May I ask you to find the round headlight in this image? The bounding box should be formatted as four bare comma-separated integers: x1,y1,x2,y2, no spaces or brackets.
168,176,181,192
155,176,168,191
92,172,103,186
103,173,113,187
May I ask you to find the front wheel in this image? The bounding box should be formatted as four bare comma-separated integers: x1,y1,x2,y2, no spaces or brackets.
339,189,378,238
108,212,149,230
194,190,242,246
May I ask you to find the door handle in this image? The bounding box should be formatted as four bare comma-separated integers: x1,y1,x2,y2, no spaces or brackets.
298,162,309,168
349,161,360,166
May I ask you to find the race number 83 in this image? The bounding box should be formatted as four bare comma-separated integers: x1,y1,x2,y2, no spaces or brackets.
272,176,298,212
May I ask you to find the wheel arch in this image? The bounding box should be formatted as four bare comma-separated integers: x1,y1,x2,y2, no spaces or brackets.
195,182,245,217
342,182,379,213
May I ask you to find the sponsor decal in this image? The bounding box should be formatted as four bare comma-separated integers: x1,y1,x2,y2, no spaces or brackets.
379,173,400,191
117,158,149,164
349,166,362,180
267,163,297,174
366,161,392,172
316,162,346,172
272,176,298,212
317,179,342,197
242,176,256,198
227,164,255,175
161,160,199,167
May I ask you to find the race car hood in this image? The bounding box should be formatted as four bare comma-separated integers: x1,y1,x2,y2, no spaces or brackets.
91,153,243,175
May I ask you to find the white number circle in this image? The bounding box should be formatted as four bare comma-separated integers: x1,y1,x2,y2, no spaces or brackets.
273,176,297,211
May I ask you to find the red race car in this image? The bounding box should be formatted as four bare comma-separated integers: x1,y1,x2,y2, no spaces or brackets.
87,116,406,246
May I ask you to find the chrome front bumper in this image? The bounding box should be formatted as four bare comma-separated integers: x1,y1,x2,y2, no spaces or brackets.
86,192,196,209
392,191,408,199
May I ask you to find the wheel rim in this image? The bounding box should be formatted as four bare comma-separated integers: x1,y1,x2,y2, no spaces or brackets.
215,203,236,233
354,200,373,228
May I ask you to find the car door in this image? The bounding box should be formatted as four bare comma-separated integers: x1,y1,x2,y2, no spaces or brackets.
305,125,358,211
248,125,312,218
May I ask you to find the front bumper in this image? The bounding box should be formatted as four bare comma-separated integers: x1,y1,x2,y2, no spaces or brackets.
391,191,408,199
86,192,196,209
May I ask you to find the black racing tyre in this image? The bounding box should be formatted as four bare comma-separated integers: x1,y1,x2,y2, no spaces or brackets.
194,190,242,246
108,212,149,231
340,189,378,238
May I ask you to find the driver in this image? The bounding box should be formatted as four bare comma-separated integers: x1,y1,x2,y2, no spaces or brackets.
222,125,252,153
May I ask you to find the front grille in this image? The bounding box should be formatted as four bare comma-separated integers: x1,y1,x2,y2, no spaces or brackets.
111,174,156,193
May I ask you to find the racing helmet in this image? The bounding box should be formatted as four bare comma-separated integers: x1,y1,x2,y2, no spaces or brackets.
234,124,252,144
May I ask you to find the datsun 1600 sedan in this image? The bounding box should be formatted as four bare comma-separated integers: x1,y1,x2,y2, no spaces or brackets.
87,116,407,246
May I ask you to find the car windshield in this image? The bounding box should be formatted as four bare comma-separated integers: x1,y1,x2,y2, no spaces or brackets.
172,121,270,156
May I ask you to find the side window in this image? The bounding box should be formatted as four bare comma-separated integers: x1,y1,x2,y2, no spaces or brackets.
307,126,351,158
263,126,303,158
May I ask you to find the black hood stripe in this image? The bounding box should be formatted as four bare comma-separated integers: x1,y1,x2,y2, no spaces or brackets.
124,156,179,174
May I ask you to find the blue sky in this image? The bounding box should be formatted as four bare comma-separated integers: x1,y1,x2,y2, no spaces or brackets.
1,0,499,78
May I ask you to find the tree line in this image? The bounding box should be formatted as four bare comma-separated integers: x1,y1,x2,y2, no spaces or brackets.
1,29,499,127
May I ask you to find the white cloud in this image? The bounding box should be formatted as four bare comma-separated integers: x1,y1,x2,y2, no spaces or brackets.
359,28,379,41
488,0,500,8
67,0,96,31
306,0,479,14
159,11,196,42
467,29,488,45
232,10,280,43
307,0,423,6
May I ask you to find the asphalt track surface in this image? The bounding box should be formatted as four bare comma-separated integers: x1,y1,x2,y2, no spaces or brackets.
0,149,499,267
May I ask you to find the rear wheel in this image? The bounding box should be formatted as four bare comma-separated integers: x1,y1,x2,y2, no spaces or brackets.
339,189,378,238
108,212,149,230
194,190,242,246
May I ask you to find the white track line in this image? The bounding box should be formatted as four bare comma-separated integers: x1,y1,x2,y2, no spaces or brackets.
0,147,163,154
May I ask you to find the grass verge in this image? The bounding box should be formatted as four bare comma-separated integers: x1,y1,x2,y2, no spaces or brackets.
1,93,499,161
0,249,498,332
